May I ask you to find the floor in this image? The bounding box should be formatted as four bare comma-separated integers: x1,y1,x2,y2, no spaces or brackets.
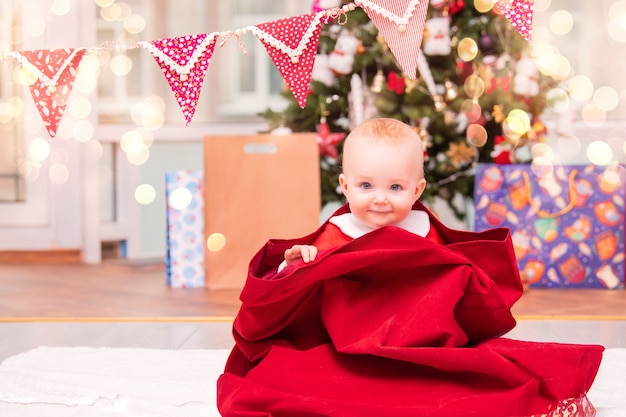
1,261,625,362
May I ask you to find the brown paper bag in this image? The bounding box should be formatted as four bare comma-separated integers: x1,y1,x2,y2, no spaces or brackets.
204,133,321,290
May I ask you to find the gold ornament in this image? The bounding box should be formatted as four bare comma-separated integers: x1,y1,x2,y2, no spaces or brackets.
492,105,505,123
444,79,458,101
433,95,446,112
370,69,385,93
446,141,477,167
404,73,419,93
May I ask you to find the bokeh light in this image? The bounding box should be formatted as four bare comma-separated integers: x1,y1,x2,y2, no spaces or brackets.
124,14,146,34
530,142,555,161
474,0,495,13
135,184,156,205
51,0,72,16
580,103,607,128
569,75,594,102
169,187,193,210
28,138,51,162
530,156,554,179
608,1,626,42
110,54,133,76
586,141,613,166
546,88,570,113
466,123,488,147
549,10,574,35
593,86,620,112
207,233,227,252
534,0,552,12
49,163,70,185
461,99,482,122
504,109,531,137
0,102,14,123
463,74,485,99
126,146,150,165
73,120,95,142
69,96,92,119
457,38,478,62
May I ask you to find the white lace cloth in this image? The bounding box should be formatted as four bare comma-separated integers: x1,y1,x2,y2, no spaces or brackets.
0,346,623,417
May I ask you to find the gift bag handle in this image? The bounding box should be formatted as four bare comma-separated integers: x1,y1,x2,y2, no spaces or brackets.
522,169,578,218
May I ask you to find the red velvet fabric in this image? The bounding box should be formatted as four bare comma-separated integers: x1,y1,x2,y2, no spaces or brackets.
217,201,604,417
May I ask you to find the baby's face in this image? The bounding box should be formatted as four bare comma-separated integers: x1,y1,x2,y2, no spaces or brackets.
339,138,426,229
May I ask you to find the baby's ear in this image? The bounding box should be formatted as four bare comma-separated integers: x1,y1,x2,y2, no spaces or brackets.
414,178,427,200
338,173,348,192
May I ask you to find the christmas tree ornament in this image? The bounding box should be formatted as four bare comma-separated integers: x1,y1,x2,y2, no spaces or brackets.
433,95,447,112
444,79,458,101
328,30,360,75
311,53,336,86
422,16,452,56
316,114,346,159
478,31,498,55
10,47,88,138
349,73,378,128
513,53,540,97
490,135,513,164
446,141,477,167
492,104,506,123
386,71,406,95
370,68,385,93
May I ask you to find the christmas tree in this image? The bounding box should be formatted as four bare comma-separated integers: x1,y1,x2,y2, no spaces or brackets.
260,0,552,220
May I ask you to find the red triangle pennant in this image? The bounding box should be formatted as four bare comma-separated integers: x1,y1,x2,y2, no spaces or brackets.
355,0,429,79
140,33,217,125
12,48,87,138
252,13,324,108
496,0,534,42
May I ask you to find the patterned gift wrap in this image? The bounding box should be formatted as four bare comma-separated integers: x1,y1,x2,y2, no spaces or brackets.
474,163,625,289
165,170,205,288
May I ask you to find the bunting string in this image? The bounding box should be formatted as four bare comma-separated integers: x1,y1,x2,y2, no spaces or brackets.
0,0,533,138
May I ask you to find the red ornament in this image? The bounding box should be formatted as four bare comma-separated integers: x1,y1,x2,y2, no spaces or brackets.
447,0,466,15
487,75,512,94
491,135,512,164
430,0,465,15
386,71,406,95
317,120,346,158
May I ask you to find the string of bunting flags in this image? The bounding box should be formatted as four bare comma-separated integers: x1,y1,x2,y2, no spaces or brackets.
0,0,533,139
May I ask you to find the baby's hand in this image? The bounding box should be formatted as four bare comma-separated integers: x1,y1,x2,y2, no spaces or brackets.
284,245,318,265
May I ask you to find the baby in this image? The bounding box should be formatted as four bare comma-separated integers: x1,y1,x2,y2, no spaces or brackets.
284,117,431,267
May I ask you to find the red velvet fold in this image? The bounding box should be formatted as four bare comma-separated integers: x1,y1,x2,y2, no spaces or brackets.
217,202,604,417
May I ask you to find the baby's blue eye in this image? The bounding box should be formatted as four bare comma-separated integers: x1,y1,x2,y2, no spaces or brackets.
390,184,402,191
360,182,372,190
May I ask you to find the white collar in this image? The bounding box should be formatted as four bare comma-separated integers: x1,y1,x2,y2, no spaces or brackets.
329,210,431,239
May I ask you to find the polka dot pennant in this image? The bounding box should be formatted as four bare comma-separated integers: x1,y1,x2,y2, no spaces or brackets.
13,48,87,138
252,13,324,109
355,0,429,79
140,33,217,126
496,0,534,42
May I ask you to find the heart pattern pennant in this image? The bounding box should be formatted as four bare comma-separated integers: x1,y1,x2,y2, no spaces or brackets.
139,33,217,125
355,0,429,79
251,12,325,108
496,0,534,42
11,48,87,138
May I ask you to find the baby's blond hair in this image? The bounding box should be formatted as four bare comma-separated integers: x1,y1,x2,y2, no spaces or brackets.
343,118,425,178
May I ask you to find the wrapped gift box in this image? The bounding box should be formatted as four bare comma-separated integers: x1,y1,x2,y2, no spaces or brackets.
474,163,625,289
165,170,205,288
